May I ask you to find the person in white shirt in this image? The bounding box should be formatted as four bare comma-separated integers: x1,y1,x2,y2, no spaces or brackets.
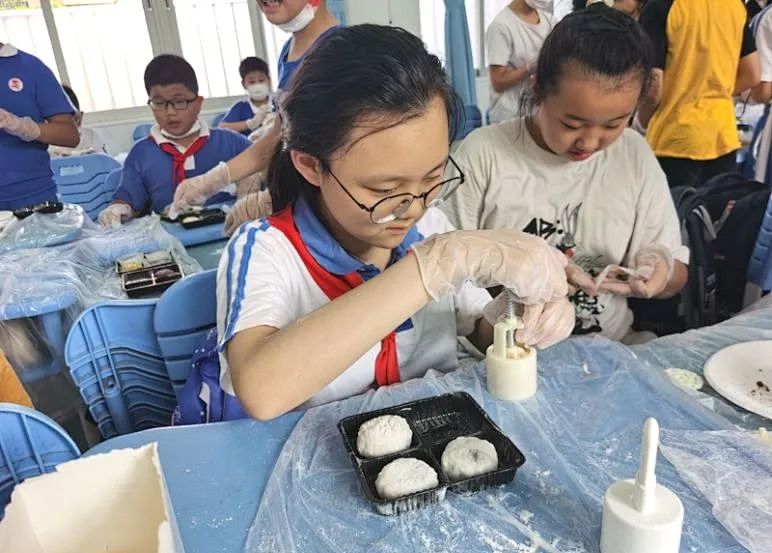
443,6,688,342
49,84,109,157
217,25,574,420
751,5,772,183
486,0,553,124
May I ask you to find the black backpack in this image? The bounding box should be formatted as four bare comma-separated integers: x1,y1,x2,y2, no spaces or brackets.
697,173,771,316
631,173,770,334
630,186,718,334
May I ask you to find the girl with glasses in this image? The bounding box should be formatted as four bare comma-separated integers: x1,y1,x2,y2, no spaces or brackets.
217,24,574,420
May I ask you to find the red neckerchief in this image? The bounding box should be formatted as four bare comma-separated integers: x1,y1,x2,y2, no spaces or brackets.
154,135,209,188
267,205,401,386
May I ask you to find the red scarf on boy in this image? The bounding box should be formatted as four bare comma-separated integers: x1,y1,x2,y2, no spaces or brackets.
155,135,209,187
267,205,401,387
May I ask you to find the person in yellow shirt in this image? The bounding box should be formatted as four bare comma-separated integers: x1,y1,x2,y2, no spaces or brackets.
639,0,760,188
0,350,33,407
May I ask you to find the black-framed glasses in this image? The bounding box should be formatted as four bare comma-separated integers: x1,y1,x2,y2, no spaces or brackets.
326,155,465,224
147,98,197,111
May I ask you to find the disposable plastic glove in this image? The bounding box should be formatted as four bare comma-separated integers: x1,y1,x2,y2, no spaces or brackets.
598,245,674,299
412,230,568,304
224,190,273,236
483,294,575,349
565,262,597,296
98,203,133,228
246,106,270,131
170,161,231,216
0,108,40,142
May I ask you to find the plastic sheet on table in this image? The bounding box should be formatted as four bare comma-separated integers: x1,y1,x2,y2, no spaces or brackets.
661,429,772,553
0,204,89,254
247,338,747,553
630,306,772,430
0,213,200,320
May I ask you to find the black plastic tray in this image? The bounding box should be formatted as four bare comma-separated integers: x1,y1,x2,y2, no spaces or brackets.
13,201,64,219
121,262,183,298
338,391,525,515
178,208,226,229
115,250,174,274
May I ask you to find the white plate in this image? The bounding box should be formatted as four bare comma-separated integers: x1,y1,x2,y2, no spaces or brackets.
704,341,772,420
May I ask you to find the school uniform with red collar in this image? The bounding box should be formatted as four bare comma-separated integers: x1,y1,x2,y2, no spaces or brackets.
113,121,250,214
216,194,491,409
0,43,75,210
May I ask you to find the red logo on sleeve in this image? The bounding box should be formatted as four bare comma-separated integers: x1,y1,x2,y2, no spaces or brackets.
8,78,23,92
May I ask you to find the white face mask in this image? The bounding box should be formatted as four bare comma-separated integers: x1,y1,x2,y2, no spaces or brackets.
277,3,315,33
247,82,270,101
160,120,201,140
524,0,553,10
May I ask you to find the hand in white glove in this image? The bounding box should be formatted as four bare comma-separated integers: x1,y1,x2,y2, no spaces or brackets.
170,161,231,217
224,190,273,236
565,262,597,296
0,108,41,142
597,245,674,299
245,107,269,131
412,230,568,304
98,203,133,228
483,294,575,349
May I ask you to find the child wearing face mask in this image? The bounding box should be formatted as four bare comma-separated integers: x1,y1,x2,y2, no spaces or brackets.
443,6,689,343
486,0,554,124
98,55,251,227
170,0,340,215
219,57,273,138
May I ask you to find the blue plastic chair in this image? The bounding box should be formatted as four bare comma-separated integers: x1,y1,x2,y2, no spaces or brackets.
132,123,153,143
155,270,217,402
456,104,482,140
65,300,176,439
211,112,226,128
0,403,80,517
51,153,121,221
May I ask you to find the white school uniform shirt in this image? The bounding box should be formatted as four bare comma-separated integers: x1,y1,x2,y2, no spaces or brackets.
486,6,553,124
441,119,689,341
217,195,490,409
49,126,109,157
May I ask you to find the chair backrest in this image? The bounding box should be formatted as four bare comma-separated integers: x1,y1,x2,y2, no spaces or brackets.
457,104,482,140
0,403,80,517
132,123,153,143
51,153,121,220
103,168,122,201
211,112,226,128
65,300,176,439
154,270,217,401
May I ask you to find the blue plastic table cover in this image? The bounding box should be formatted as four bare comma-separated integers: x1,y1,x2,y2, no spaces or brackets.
0,204,87,255
0,214,201,320
246,337,752,553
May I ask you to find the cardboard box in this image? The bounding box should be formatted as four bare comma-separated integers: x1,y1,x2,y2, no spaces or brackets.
0,443,184,552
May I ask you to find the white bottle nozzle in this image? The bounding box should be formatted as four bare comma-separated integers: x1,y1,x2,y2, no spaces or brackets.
633,417,659,514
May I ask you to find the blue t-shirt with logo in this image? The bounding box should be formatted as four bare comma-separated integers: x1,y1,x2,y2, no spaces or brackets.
0,47,75,210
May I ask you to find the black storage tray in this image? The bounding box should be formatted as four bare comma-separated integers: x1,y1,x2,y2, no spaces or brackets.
121,262,183,298
338,391,526,515
178,208,225,229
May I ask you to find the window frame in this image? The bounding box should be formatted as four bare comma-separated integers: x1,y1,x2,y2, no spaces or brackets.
23,0,270,118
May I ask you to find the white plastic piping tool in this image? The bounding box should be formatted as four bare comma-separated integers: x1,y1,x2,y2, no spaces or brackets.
600,417,684,553
633,418,658,514
485,290,537,401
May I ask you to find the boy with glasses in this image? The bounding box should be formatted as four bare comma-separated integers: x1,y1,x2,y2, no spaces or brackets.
98,55,251,227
